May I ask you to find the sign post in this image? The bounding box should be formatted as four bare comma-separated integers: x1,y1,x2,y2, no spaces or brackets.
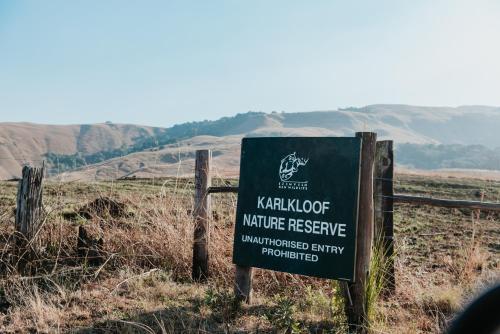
343,132,377,332
232,134,376,331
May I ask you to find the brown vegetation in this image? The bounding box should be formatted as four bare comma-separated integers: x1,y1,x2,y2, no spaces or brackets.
0,175,498,333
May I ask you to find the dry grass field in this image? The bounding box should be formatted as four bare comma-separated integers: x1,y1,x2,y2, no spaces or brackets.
0,173,498,333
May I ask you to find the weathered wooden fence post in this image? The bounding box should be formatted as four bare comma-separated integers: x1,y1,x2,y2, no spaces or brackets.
192,150,212,281
15,165,45,270
343,132,377,332
374,140,395,295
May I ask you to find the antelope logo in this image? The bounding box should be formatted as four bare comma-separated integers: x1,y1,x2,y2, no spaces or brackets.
279,152,308,181
278,153,309,189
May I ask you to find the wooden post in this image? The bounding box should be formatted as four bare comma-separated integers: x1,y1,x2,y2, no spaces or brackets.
374,141,395,295
234,265,253,303
192,150,212,281
15,165,45,271
343,132,377,332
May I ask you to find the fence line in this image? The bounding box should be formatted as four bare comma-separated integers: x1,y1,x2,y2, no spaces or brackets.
391,194,500,212
208,185,500,212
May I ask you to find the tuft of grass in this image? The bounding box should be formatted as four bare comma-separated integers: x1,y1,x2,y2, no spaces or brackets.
416,285,463,331
419,286,462,316
329,281,349,332
364,233,396,329
203,286,240,323
301,285,331,318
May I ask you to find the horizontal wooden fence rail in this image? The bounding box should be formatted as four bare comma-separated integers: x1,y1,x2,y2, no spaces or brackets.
392,194,500,212
207,186,239,194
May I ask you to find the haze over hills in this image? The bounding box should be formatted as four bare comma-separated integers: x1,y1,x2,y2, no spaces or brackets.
1,104,500,180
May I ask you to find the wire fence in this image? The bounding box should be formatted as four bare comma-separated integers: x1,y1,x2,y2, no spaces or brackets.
2,155,500,207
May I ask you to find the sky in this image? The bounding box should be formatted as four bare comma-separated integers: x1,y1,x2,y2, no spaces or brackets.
1,0,500,127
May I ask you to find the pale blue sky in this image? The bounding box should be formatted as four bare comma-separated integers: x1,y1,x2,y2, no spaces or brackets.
1,0,500,127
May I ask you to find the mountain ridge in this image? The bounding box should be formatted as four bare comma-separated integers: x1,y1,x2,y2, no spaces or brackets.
1,104,500,179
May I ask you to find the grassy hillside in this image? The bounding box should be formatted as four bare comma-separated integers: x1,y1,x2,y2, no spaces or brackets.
0,174,498,332
55,139,500,182
397,144,500,170
157,105,500,147
53,135,242,181
2,105,500,179
0,123,164,179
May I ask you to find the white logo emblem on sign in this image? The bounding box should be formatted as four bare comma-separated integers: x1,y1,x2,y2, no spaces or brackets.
278,152,309,190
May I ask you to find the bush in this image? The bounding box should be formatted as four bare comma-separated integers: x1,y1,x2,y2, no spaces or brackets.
265,295,301,333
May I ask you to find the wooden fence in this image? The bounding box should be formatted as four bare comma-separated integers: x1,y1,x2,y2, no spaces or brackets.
192,136,500,330
14,164,45,273
8,136,500,332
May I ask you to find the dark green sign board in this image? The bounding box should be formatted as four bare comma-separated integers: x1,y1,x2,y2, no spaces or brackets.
232,137,362,282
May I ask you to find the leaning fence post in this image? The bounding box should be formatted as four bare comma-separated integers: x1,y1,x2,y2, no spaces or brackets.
15,164,45,271
192,150,212,281
343,132,377,332
374,140,395,295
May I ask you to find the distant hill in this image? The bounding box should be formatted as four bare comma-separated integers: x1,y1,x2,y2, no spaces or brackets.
396,144,500,170
1,104,500,180
0,122,164,179
158,105,500,147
